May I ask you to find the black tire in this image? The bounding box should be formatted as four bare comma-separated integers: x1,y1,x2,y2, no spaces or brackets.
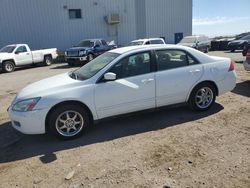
2,61,15,73
48,104,90,140
204,47,209,53
44,56,53,66
87,53,94,62
188,83,216,111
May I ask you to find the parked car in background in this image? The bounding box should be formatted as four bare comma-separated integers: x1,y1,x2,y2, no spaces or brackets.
0,44,58,73
65,39,116,66
228,34,250,52
8,45,236,139
178,35,211,53
242,43,250,56
243,48,250,71
128,38,166,46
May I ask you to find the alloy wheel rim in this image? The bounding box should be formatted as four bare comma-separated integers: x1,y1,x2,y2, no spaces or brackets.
55,110,84,137
89,54,93,61
6,63,13,71
46,58,51,65
195,87,213,109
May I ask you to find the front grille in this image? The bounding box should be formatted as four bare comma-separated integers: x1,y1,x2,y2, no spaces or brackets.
67,51,79,57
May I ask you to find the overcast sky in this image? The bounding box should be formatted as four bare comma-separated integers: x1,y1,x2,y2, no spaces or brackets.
193,0,250,37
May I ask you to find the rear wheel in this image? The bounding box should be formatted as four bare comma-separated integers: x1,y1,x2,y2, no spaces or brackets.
48,104,90,140
44,56,53,66
189,83,216,111
2,61,15,73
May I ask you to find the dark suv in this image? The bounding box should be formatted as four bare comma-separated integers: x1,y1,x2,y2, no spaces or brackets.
228,34,250,52
65,39,116,66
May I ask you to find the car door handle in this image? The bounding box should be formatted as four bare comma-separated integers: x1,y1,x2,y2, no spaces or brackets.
26,53,30,55
189,69,201,74
141,79,154,84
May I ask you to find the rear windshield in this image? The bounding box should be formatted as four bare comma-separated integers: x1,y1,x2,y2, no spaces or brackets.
0,45,16,53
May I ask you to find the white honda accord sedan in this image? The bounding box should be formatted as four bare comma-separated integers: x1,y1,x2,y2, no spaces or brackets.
8,45,236,139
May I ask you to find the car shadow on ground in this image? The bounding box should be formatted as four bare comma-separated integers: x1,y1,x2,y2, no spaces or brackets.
224,50,243,54
50,64,80,69
0,104,224,164
232,81,250,97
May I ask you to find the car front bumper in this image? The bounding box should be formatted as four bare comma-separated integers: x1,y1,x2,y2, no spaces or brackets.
66,56,88,63
8,108,48,134
243,61,250,71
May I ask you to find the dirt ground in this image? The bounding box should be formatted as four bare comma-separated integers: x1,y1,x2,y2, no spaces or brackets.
0,51,249,188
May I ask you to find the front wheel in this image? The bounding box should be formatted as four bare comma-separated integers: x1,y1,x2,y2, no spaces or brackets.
87,54,94,62
188,83,216,111
44,56,53,66
2,61,15,73
48,104,90,140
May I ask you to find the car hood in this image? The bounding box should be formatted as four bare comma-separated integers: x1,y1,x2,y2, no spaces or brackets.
16,73,80,100
66,47,92,52
0,52,13,60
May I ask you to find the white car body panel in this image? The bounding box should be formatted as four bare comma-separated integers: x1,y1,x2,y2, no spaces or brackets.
156,64,203,107
95,73,156,119
8,45,236,135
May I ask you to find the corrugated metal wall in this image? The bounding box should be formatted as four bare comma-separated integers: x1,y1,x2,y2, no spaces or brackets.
0,0,192,50
145,0,192,44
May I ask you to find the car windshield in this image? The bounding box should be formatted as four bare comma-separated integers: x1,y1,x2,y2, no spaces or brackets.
128,41,144,46
0,45,16,53
71,52,120,80
75,40,95,47
240,35,250,40
180,38,197,43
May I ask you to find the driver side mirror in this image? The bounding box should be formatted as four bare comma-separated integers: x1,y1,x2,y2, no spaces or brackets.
104,72,116,81
15,51,19,54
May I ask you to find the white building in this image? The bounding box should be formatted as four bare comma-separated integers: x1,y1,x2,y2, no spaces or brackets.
0,0,192,50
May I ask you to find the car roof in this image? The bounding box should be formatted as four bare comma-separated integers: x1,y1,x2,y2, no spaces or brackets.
7,44,26,47
110,44,192,54
131,38,164,42
80,39,103,41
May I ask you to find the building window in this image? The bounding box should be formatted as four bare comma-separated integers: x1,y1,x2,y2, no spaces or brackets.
69,9,82,19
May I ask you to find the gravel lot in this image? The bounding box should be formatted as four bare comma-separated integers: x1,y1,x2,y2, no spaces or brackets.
0,51,249,188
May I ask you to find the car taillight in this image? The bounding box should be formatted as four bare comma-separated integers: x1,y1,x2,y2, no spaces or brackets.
228,61,235,72
246,49,250,61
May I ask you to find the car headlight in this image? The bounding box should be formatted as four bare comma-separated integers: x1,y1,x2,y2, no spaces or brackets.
79,51,86,56
12,97,41,112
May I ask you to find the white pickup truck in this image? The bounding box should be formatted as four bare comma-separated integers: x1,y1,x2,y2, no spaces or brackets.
0,44,58,73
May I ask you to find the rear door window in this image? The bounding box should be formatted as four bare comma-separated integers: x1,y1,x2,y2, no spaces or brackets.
156,50,189,71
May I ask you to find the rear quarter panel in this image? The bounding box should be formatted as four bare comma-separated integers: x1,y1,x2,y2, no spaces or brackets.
201,57,236,95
